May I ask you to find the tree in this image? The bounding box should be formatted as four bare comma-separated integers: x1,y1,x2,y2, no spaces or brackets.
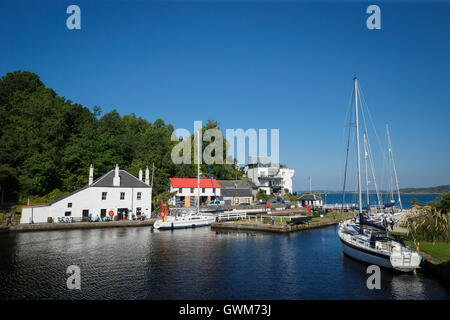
257,189,269,202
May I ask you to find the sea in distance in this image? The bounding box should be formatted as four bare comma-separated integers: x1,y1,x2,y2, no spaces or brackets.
313,193,442,209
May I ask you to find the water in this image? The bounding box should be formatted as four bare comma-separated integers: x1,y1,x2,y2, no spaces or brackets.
319,193,441,209
0,226,448,300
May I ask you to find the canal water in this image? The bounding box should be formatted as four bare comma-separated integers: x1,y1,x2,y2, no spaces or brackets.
0,226,448,300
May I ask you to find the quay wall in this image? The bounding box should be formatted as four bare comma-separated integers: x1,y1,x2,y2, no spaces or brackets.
7,219,155,233
211,218,338,233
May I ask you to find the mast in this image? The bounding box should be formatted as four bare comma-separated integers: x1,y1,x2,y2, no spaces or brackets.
197,129,201,215
363,133,370,210
386,124,403,210
355,78,363,213
354,77,363,233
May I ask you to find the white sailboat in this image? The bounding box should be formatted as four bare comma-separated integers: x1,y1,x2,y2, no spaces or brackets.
337,77,422,272
153,130,215,230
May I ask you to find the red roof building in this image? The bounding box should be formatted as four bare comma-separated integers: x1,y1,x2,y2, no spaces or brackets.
169,178,221,208
169,178,221,189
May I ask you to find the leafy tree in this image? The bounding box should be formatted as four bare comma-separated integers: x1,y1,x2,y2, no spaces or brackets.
257,189,269,202
0,70,243,204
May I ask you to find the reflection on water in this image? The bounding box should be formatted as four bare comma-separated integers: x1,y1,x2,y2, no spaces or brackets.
0,226,448,300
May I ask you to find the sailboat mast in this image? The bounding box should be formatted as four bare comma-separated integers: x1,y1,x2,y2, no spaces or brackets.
197,129,201,215
354,77,363,215
364,133,370,210
386,124,403,210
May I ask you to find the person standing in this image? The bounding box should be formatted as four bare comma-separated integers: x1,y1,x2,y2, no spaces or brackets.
6,212,13,227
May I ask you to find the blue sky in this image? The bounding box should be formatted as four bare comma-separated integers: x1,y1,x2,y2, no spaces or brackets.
1,1,449,191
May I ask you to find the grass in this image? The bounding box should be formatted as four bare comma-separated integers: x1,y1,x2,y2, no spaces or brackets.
311,211,356,222
392,231,450,262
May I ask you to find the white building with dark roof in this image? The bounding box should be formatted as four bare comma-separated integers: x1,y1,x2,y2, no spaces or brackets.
244,156,295,195
20,164,152,224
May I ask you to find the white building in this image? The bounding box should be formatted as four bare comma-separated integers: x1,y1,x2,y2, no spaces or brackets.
297,194,323,208
244,156,295,195
20,164,152,223
169,178,221,207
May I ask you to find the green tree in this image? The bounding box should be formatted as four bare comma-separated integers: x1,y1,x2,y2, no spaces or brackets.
257,189,269,202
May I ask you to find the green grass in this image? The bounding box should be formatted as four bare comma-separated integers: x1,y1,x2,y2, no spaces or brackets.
404,241,450,262
311,211,356,222
392,231,450,262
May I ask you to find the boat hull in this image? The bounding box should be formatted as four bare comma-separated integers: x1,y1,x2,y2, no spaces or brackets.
339,237,393,269
156,221,211,230
338,227,420,272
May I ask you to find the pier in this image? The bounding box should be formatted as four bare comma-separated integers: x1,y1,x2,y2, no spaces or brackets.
211,216,339,233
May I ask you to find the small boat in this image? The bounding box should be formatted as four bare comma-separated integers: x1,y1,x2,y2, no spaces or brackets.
153,131,215,230
153,212,215,230
338,77,421,272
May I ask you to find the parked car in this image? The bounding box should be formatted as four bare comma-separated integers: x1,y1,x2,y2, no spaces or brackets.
239,202,251,206
257,201,266,205
207,200,225,206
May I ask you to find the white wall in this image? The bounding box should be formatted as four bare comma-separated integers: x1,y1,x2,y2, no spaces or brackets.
20,186,152,223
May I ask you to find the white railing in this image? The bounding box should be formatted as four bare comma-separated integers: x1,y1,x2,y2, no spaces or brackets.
217,212,247,221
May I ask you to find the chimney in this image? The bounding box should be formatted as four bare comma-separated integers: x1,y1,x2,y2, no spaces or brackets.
145,166,150,185
113,164,120,187
139,168,143,181
88,164,94,185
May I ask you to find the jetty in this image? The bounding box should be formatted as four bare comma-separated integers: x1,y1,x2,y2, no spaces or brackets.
211,216,340,233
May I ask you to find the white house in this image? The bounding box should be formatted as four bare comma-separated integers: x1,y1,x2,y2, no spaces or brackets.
20,164,152,223
297,194,323,208
244,156,295,195
169,178,221,207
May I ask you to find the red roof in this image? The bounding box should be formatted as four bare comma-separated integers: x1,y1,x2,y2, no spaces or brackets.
170,178,221,188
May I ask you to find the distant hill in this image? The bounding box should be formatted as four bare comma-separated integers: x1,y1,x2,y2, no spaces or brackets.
399,185,450,194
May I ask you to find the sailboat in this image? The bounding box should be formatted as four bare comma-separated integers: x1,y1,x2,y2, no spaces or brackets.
153,131,215,230
337,77,422,272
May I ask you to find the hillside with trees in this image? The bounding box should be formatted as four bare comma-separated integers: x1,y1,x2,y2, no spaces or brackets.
0,71,241,203
399,185,450,194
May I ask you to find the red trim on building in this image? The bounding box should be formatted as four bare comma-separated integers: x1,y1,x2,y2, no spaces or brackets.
169,178,221,189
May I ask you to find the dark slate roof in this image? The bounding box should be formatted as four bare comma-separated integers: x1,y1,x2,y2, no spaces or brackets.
298,194,323,201
221,188,252,197
218,179,258,190
91,170,149,188
49,169,149,205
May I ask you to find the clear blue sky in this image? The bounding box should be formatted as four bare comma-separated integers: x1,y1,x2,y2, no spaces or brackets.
1,1,449,191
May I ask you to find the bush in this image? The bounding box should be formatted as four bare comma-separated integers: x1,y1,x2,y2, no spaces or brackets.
403,206,449,243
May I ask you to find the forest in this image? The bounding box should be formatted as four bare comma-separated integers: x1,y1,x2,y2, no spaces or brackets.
0,71,242,203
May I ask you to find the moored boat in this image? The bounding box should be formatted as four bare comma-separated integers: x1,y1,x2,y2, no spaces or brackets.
337,77,421,272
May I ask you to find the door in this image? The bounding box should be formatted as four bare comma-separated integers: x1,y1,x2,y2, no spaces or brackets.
82,209,89,221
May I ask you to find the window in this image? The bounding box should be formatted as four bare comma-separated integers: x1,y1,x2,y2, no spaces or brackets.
102,192,107,200
68,203,72,208
190,188,194,194
202,188,205,193
179,188,183,193
100,209,106,217
65,211,71,217
120,192,125,200
136,207,142,214
137,192,142,200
